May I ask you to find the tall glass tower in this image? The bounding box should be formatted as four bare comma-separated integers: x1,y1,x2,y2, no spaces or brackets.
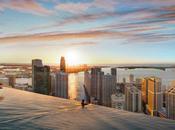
60,56,66,72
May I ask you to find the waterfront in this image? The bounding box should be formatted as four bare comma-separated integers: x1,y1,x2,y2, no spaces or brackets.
13,67,175,101
14,73,85,101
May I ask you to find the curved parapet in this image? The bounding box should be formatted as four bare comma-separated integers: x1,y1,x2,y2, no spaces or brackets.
0,87,174,130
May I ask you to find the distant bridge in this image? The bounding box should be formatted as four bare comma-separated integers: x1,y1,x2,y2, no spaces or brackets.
91,65,175,71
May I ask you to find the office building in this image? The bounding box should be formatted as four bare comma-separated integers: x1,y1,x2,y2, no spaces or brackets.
32,59,43,88
111,68,117,76
101,73,116,107
96,71,104,104
84,69,104,104
90,67,101,97
32,59,51,95
60,56,66,72
111,68,117,82
55,72,68,99
84,68,117,106
166,86,175,120
125,84,142,112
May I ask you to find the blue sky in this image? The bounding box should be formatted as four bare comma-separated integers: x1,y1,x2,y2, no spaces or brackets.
0,0,175,64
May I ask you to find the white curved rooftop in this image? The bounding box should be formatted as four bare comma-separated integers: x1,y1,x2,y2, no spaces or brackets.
0,87,174,130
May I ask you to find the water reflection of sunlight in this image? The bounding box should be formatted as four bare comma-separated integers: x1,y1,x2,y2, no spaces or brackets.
68,74,78,100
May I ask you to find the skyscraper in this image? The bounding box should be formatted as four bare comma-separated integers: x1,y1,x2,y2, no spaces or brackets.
50,73,56,96
142,77,162,116
84,69,103,104
101,73,116,107
142,78,149,113
60,56,66,72
32,59,42,88
84,71,91,95
135,78,142,90
96,71,104,105
90,67,102,99
111,68,117,83
84,68,117,106
32,59,51,95
129,74,134,84
8,75,16,88
55,72,68,99
166,86,175,120
125,84,142,112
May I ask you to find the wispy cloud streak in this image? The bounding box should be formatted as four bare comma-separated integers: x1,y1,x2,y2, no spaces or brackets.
0,0,52,15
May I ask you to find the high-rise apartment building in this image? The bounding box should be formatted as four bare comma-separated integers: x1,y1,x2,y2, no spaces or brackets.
90,67,101,98
111,86,125,110
101,73,116,107
142,77,162,116
125,84,142,112
84,71,91,97
166,86,175,120
84,68,117,106
84,69,104,104
55,72,68,99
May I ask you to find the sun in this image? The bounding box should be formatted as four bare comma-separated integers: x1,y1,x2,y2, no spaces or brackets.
65,51,80,66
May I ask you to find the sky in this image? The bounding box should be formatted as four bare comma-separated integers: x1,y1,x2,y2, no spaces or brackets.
0,0,175,65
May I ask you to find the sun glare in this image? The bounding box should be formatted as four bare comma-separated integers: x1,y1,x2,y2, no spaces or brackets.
65,51,80,66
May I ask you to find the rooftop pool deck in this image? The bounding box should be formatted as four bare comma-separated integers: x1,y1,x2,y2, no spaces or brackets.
0,87,175,130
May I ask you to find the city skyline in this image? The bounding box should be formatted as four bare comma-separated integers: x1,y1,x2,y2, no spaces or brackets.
0,0,175,64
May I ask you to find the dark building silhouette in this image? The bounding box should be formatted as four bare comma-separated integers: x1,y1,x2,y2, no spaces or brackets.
111,68,117,76
8,76,16,88
60,56,66,72
32,59,51,95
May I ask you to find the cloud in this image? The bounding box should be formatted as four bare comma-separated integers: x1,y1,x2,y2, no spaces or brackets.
19,41,98,48
1,0,175,45
93,0,117,11
0,30,122,44
55,0,117,14
0,0,53,15
1,26,173,46
26,11,121,32
55,2,91,14
65,42,97,47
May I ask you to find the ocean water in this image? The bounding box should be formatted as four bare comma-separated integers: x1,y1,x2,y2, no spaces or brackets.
15,73,85,101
